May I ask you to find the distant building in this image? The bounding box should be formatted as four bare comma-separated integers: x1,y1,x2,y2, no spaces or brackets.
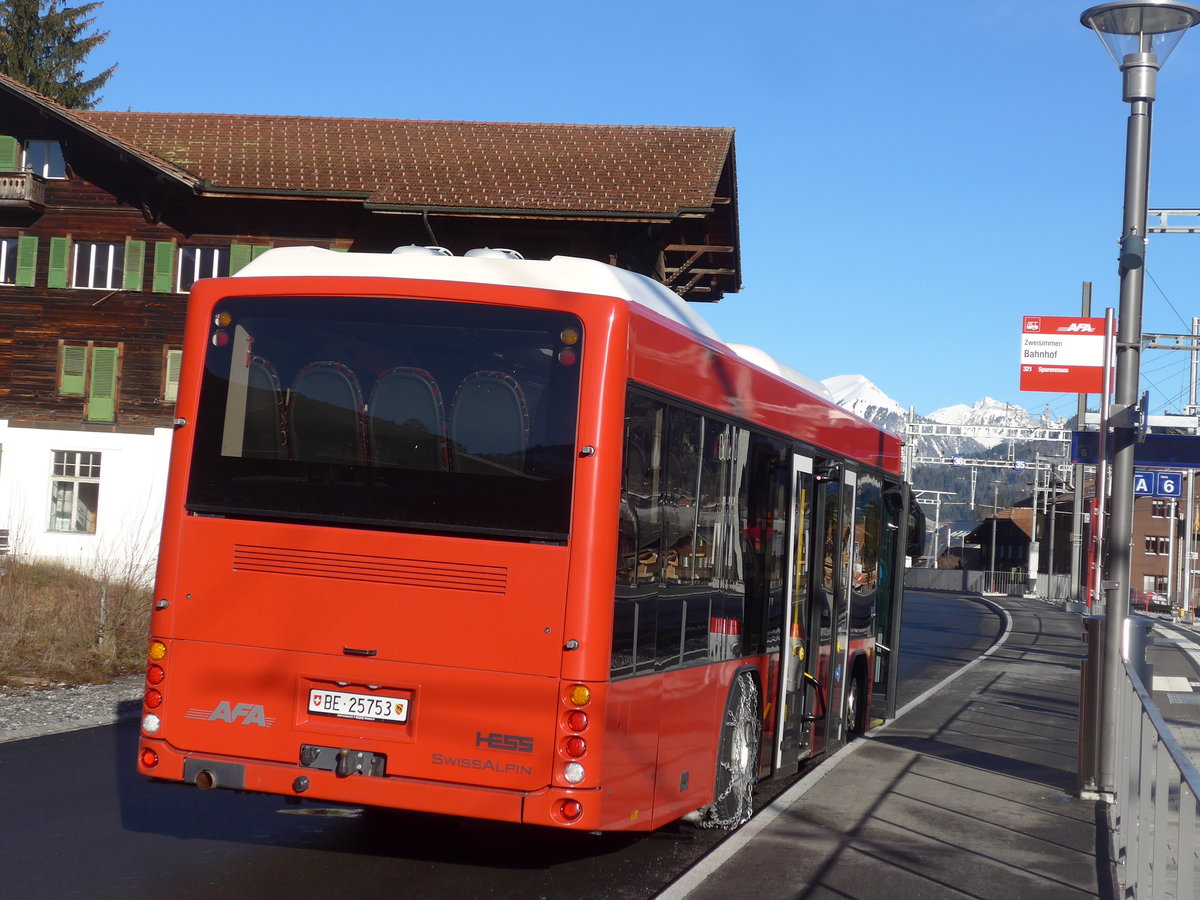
968,483,1199,609
0,75,741,578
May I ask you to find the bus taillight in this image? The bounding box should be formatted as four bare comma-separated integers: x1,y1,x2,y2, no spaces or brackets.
567,684,590,706
562,736,586,758
558,799,583,823
143,640,168,735
565,709,588,732
559,683,592,785
140,748,159,769
563,762,585,785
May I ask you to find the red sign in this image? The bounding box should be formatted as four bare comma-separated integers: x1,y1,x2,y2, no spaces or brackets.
1019,316,1107,393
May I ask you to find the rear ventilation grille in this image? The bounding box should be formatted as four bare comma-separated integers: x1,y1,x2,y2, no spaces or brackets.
232,545,507,594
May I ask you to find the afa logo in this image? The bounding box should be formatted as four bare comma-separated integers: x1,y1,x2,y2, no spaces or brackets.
186,701,276,727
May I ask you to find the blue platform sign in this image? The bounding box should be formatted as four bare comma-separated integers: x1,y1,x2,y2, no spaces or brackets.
1134,470,1154,496
1073,432,1200,469
1134,469,1182,497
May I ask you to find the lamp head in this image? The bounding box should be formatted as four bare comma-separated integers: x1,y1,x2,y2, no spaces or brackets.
1081,1,1200,66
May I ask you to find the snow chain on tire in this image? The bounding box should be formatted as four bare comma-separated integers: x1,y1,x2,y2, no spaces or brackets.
698,672,761,830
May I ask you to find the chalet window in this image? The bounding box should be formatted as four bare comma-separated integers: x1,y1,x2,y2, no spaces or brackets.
230,243,271,274
49,450,100,533
57,341,121,422
163,348,183,402
0,235,39,286
177,247,230,293
24,140,65,179
0,238,17,284
73,241,125,290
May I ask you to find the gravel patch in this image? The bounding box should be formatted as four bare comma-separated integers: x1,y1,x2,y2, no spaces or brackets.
0,674,143,742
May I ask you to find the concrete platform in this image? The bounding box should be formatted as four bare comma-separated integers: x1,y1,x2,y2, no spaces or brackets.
660,597,1112,899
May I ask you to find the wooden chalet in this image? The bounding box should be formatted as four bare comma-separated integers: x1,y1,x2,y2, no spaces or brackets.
0,74,740,572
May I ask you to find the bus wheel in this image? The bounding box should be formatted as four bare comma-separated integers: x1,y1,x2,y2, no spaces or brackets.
844,673,861,736
699,671,761,830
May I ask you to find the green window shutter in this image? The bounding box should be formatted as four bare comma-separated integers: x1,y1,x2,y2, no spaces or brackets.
164,349,183,402
152,242,175,293
87,346,118,422
251,244,270,259
47,237,70,288
60,343,87,395
0,136,18,171
229,243,253,274
16,235,38,286
123,239,146,291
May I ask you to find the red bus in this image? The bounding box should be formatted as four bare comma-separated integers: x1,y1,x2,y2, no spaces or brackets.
137,246,921,831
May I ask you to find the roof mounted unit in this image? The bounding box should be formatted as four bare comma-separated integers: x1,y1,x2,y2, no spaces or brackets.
464,248,524,260
391,245,451,257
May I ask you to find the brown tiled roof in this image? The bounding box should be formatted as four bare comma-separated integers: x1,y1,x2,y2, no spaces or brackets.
75,110,734,215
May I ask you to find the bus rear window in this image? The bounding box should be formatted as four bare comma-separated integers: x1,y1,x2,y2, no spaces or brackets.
185,295,582,541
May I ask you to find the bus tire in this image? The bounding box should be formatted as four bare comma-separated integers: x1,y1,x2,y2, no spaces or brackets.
698,670,761,830
844,669,863,737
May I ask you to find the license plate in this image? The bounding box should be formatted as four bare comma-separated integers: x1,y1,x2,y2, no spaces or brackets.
308,688,409,723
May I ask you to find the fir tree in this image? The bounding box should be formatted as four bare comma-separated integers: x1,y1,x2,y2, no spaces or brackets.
0,1,116,109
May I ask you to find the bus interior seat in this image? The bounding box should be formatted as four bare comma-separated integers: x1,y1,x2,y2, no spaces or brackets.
367,366,447,470
449,370,530,473
288,360,366,464
242,356,287,459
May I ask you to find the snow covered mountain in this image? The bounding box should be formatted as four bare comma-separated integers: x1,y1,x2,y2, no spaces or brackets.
820,375,1066,459
927,397,1042,449
822,374,907,437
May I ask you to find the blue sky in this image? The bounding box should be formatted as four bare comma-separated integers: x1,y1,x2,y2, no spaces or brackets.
87,1,1200,418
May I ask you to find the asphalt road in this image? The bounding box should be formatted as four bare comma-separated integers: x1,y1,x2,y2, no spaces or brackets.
0,591,1000,900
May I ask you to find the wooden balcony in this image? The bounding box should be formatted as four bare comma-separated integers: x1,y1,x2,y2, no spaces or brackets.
0,172,46,210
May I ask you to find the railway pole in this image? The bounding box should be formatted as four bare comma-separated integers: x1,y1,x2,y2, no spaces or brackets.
1080,1,1200,794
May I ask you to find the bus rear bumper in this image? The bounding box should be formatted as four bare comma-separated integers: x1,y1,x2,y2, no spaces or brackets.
138,738,604,829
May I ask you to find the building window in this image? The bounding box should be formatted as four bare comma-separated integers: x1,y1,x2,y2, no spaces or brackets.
177,247,230,293
57,341,121,422
1144,535,1169,555
162,348,182,402
49,450,100,533
1152,500,1169,518
24,140,65,179
73,241,125,290
0,237,16,284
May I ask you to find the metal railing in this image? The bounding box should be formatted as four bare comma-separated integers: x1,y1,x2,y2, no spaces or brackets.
1113,661,1200,899
903,567,1073,601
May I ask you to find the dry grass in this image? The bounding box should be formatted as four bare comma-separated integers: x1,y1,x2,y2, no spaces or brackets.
0,558,150,687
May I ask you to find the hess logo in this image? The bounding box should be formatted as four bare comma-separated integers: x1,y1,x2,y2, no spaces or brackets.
476,731,534,753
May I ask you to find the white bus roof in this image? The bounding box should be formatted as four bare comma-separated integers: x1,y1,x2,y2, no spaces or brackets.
236,246,830,400
235,245,720,341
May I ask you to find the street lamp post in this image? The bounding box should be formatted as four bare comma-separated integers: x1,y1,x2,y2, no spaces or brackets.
1080,0,1200,794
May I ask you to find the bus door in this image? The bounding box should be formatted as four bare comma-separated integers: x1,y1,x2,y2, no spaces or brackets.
774,452,814,772
806,464,857,756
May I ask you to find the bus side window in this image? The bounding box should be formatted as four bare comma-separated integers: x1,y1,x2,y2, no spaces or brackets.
613,393,664,677
662,407,701,585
